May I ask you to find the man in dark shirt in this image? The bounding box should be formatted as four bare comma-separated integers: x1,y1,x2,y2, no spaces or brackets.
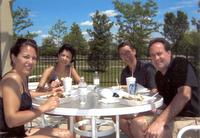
130,38,200,138
117,41,157,137
118,41,157,90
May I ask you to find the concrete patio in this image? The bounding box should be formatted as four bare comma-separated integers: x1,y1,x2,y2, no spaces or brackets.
29,115,128,138
29,114,200,138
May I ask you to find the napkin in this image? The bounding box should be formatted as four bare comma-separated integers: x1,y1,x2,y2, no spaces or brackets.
99,98,119,104
99,88,113,98
136,84,150,94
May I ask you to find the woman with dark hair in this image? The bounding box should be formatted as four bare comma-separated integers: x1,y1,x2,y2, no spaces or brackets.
0,38,73,137
37,43,80,91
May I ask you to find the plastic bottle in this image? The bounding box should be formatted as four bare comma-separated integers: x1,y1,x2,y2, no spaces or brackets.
93,71,100,86
78,77,87,104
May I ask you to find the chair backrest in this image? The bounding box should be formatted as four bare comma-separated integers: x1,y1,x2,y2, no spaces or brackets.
0,132,8,136
29,75,41,79
177,125,200,138
28,75,41,90
28,82,39,90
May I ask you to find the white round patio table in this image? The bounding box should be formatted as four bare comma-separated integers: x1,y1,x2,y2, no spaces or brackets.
33,91,163,138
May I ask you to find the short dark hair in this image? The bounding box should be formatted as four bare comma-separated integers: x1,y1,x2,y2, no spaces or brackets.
10,38,38,66
58,43,76,62
148,37,171,52
117,41,135,52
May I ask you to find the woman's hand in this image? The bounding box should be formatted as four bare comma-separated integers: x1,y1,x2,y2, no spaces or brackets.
52,86,64,93
50,78,62,88
38,96,59,113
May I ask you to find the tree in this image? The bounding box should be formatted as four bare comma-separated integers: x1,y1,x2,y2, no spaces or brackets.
163,11,189,54
190,32,200,79
40,37,57,56
191,0,200,32
13,7,37,40
23,31,38,39
179,32,200,78
113,0,160,57
48,19,67,47
63,23,88,53
87,10,113,71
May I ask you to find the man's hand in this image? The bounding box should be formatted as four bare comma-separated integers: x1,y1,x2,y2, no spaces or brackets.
145,120,165,138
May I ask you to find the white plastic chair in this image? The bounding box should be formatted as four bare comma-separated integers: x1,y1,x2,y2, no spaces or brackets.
29,75,42,79
177,125,200,138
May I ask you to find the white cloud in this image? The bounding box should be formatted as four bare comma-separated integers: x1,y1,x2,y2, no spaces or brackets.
113,23,120,29
157,0,197,17
89,9,118,17
82,31,90,41
40,34,49,38
31,30,42,34
31,30,50,41
178,0,197,7
80,21,93,26
102,10,118,17
168,5,185,11
166,0,197,12
29,11,39,17
82,31,88,35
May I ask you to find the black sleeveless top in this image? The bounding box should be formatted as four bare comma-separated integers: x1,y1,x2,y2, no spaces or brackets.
0,91,32,137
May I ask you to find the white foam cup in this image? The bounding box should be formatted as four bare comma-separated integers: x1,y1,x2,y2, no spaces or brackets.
126,77,136,95
63,77,72,93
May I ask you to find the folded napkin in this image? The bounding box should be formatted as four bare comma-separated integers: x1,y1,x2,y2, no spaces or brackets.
99,88,113,98
136,84,150,94
99,98,119,104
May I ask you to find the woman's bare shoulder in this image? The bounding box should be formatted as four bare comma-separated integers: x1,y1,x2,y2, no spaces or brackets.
1,72,21,82
0,72,22,91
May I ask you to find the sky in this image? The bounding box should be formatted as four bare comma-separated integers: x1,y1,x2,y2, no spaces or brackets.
13,0,199,45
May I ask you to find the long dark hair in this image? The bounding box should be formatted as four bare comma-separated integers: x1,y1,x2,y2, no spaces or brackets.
10,38,38,67
58,43,76,63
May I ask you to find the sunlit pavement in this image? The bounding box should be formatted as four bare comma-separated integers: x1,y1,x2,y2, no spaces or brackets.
29,115,128,138
28,115,200,138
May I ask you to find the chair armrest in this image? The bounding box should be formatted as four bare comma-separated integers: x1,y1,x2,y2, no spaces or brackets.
177,125,200,138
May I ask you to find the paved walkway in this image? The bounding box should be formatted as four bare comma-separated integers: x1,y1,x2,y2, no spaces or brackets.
29,115,200,138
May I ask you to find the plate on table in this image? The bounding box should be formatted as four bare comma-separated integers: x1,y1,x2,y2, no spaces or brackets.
98,88,129,104
119,94,156,106
97,88,119,103
34,93,71,104
99,88,129,98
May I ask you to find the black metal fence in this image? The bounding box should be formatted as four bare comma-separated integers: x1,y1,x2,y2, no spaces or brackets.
31,54,151,86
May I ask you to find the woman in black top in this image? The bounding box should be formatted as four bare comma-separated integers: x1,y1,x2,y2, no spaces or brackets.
0,38,73,137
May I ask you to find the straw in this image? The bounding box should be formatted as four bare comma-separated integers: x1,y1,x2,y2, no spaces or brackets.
132,67,134,77
116,78,120,89
66,63,72,77
69,66,71,77
151,92,159,98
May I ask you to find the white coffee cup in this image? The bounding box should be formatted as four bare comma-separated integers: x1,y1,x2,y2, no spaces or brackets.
63,77,72,93
126,77,136,95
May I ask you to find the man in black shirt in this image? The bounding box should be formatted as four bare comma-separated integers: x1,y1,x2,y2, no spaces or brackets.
130,38,200,138
118,41,157,90
117,41,157,137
